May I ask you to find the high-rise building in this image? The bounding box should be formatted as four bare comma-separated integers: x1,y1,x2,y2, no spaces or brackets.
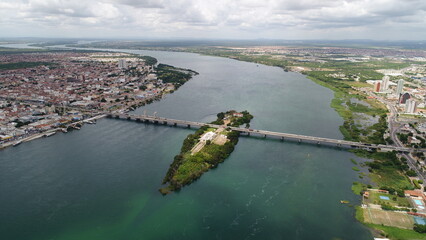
400,92,411,104
405,99,417,114
396,79,404,96
118,59,127,69
374,81,381,92
381,76,390,91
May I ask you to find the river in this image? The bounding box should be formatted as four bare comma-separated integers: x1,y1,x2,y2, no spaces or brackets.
0,46,372,239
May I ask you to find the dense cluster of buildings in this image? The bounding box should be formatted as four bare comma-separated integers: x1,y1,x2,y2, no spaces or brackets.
233,46,426,59
366,65,426,115
0,52,174,148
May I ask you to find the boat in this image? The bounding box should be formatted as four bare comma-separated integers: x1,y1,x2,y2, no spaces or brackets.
340,200,349,204
61,128,68,133
13,140,22,147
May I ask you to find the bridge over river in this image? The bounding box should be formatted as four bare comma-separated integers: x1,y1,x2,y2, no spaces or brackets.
108,113,423,153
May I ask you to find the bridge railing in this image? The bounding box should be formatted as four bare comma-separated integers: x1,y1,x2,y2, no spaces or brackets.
109,113,418,153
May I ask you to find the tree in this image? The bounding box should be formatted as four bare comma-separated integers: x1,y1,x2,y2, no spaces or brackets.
217,112,225,120
406,170,417,177
413,224,426,233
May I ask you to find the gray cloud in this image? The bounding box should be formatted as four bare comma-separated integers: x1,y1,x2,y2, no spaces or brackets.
0,0,425,39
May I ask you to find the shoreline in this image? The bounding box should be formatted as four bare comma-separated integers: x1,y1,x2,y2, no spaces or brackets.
159,49,424,238
0,114,107,150
0,49,196,151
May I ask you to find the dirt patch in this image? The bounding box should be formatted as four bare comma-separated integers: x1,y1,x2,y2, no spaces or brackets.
363,208,414,229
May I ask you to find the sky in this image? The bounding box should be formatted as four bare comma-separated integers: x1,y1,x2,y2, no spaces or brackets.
0,0,425,40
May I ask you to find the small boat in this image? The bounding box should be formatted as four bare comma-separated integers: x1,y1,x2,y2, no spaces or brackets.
13,140,22,147
340,200,349,204
62,128,68,133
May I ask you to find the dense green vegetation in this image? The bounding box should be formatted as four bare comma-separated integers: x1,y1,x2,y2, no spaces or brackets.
0,61,53,70
414,224,426,233
380,204,413,212
353,150,414,191
138,56,158,65
308,71,388,144
352,182,367,195
0,47,48,55
160,111,252,194
213,110,253,127
156,64,198,89
367,224,426,239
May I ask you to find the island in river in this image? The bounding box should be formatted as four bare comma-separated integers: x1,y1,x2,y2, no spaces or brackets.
160,110,253,194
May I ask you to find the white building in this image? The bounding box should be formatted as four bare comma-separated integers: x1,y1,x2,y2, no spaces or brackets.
405,99,417,114
377,69,403,76
118,59,127,69
200,131,216,141
396,79,404,96
381,76,390,91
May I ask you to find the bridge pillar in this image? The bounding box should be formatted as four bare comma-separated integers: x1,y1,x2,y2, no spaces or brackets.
154,120,158,124
163,121,167,125
187,124,190,128
298,139,301,143
317,141,320,145
264,134,267,138
281,137,284,141
174,123,177,127
247,132,250,136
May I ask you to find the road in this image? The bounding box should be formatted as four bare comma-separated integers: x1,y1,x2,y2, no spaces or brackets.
374,94,426,182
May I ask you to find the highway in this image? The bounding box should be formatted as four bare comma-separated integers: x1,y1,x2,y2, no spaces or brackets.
373,94,426,182
109,113,425,153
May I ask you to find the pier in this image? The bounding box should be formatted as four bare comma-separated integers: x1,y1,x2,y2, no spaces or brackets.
108,113,422,153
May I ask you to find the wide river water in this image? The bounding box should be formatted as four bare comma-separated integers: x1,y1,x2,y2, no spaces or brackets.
0,47,372,239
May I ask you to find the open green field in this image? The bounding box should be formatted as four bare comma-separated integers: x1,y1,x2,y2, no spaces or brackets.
367,191,411,207
369,166,414,190
366,223,426,240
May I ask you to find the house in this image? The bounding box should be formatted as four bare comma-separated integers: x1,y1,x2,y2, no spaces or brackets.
233,112,243,118
405,190,426,201
363,191,370,199
408,136,422,144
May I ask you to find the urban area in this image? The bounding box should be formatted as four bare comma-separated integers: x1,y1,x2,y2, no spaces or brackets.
0,51,189,149
2,44,426,238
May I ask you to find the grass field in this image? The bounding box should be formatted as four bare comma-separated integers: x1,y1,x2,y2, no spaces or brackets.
363,208,414,229
366,224,426,240
369,166,414,190
367,191,412,207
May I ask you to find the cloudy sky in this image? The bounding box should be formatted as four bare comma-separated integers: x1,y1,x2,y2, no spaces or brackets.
0,0,425,40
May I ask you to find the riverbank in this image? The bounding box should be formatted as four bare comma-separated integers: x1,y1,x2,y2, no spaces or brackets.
0,49,198,151
171,48,423,239
0,44,375,240
0,114,107,150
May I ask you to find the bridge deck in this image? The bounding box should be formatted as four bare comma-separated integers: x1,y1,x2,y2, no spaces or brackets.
109,113,418,153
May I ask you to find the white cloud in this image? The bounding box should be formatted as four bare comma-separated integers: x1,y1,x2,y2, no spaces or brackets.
0,0,425,39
